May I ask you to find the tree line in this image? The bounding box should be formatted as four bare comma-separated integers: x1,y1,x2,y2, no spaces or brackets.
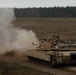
14,7,76,18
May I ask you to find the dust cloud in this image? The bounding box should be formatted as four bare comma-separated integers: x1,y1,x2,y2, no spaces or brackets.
0,8,39,54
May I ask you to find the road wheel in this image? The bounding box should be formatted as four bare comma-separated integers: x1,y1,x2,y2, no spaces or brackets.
50,56,56,67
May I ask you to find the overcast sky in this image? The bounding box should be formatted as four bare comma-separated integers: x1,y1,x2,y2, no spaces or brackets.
0,0,76,8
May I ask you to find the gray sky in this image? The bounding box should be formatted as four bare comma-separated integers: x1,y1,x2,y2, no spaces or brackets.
0,0,76,8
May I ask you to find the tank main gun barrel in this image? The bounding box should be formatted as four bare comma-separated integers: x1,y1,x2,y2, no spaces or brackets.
32,42,39,45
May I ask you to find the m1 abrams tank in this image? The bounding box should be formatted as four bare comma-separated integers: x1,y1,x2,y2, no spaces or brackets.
26,35,76,67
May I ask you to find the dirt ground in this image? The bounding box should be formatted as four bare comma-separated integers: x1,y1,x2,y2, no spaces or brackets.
0,51,28,63
0,53,76,75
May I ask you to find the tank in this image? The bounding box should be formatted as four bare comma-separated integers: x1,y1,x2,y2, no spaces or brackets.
26,35,76,67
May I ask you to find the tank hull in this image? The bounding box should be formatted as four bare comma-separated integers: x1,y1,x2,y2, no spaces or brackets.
26,50,76,67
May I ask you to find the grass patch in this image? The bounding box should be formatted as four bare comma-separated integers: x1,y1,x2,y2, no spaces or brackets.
0,62,51,75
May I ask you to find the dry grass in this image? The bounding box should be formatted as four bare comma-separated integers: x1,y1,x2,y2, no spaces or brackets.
14,18,76,39
0,62,51,75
